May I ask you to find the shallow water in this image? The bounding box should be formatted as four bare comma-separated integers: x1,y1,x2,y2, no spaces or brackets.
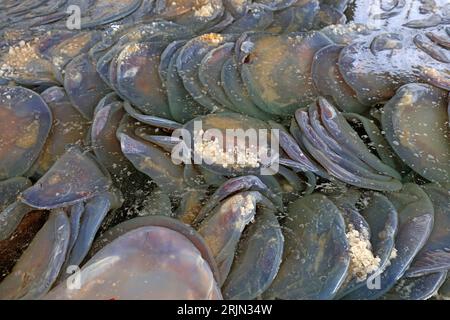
349,0,450,28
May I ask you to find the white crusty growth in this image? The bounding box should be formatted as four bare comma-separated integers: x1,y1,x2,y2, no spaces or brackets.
194,1,215,17
346,224,381,282
194,131,266,169
0,40,39,77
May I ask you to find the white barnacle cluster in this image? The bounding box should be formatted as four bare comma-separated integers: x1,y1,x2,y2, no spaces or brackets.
385,247,398,268
228,194,257,229
198,33,224,44
231,194,256,217
0,40,39,77
194,130,267,169
194,1,215,18
216,193,257,233
346,224,381,283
